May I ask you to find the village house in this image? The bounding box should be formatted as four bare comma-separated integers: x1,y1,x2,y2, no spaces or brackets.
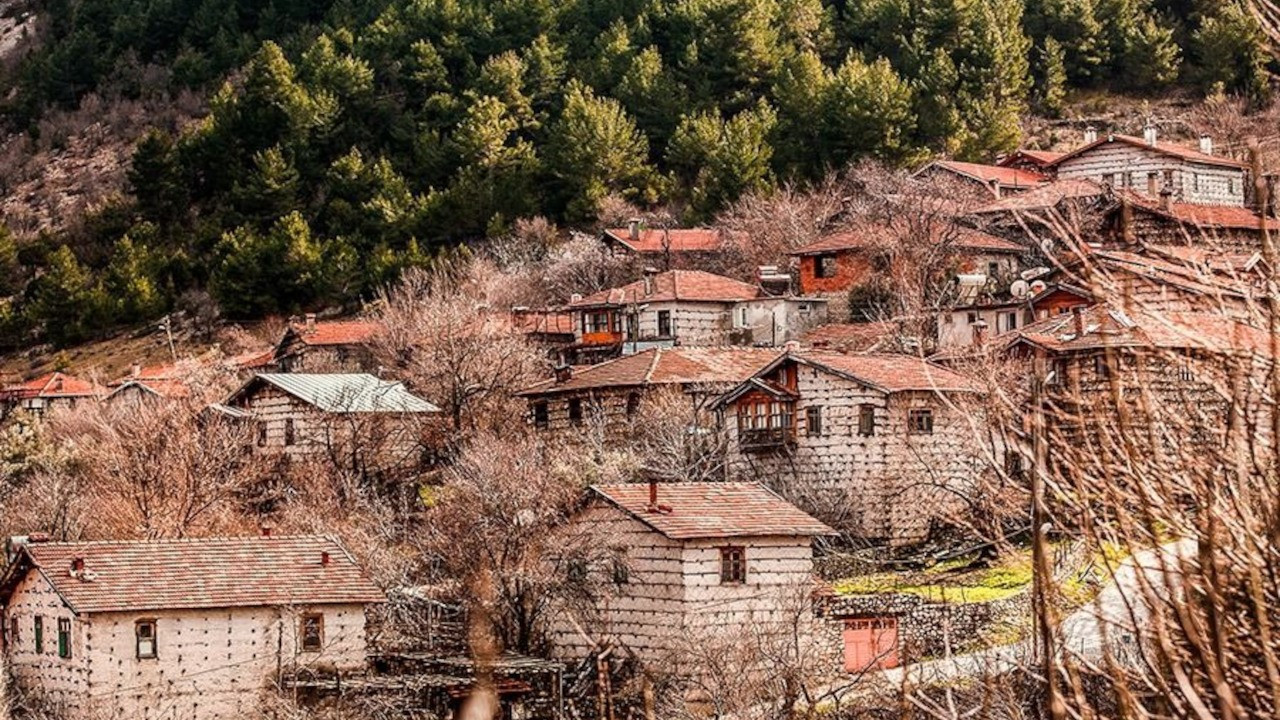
518,347,781,441
566,269,824,362
913,159,1050,198
274,316,380,373
936,277,1094,350
0,534,385,720
0,372,102,418
601,222,727,270
790,224,1025,305
968,178,1109,246
996,149,1066,174
103,363,193,405
1047,127,1248,207
548,481,834,668
1102,192,1278,252
715,351,985,545
223,373,440,459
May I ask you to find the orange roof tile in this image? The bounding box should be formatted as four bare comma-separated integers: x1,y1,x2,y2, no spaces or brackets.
290,320,380,347
925,160,1049,189
1124,196,1278,231
972,178,1106,214
1050,134,1247,170
518,347,781,396
603,228,723,253
802,322,899,352
1,372,101,400
999,150,1066,167
570,270,764,307
1009,305,1272,356
792,351,982,393
229,347,278,369
590,482,834,539
1084,249,1254,299
790,224,1023,256
2,535,385,614
510,310,575,336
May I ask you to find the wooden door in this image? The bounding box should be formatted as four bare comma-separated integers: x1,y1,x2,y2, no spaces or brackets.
842,617,900,672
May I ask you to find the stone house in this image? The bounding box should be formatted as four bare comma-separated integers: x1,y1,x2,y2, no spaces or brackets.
601,223,727,270
517,347,782,442
0,534,384,720
0,372,102,419
548,481,834,667
936,281,1093,350
996,149,1066,174
567,269,824,362
715,351,985,545
1103,194,1278,253
103,363,193,405
913,160,1049,198
273,316,380,373
1047,128,1248,207
224,373,440,460
790,224,1025,302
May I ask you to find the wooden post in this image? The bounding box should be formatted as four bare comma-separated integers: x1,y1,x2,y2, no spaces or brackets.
1031,351,1065,720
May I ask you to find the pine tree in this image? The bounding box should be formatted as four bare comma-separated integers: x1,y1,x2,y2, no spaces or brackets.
666,101,777,217
26,246,104,347
1035,37,1069,117
822,54,918,166
1123,14,1181,89
0,226,22,298
1193,3,1271,105
128,130,189,226
104,235,165,323
230,146,301,228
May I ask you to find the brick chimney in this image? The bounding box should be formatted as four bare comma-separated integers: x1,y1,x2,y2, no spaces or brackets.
1199,134,1213,155
1159,183,1174,212
1072,306,1086,337
554,364,573,383
130,363,142,378
71,557,85,573
1143,123,1158,147
645,478,672,514
305,313,317,332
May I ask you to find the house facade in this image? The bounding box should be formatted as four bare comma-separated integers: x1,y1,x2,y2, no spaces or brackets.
548,481,834,667
0,535,384,720
224,373,440,460
0,372,101,418
936,282,1094,350
601,224,726,270
274,317,380,373
913,160,1049,198
567,270,823,362
717,351,985,545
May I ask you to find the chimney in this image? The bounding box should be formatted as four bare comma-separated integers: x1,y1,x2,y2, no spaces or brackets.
648,479,657,509
1072,306,1085,337
1159,183,1173,211
1199,134,1213,156
260,522,274,537
628,219,641,242
130,363,142,378
642,266,658,296
1143,123,1158,147
570,293,583,303
71,557,85,573
305,313,317,332
971,318,988,346
1084,126,1098,144
554,364,573,383
321,551,331,566
783,340,801,353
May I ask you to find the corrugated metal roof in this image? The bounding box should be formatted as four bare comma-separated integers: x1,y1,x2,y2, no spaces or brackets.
249,373,440,413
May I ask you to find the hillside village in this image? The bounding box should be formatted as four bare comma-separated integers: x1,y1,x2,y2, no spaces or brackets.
0,121,1278,719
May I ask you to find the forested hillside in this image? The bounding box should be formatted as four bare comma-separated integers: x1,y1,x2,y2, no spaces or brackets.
0,0,1272,347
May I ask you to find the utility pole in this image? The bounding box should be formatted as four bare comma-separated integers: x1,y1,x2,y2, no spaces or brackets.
157,315,177,361
1030,351,1065,720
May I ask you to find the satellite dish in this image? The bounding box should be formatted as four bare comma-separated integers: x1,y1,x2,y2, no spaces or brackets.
1010,279,1030,299
1029,279,1048,295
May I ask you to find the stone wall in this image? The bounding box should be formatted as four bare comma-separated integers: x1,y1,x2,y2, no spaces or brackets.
3,570,89,716
1056,143,1246,206
823,590,1029,662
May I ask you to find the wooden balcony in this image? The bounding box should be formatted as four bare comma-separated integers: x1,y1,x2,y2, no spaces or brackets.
580,331,624,347
739,427,796,453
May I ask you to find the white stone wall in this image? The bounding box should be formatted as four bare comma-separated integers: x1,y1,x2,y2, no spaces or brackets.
733,299,826,346
680,537,816,634
937,305,1033,348
1055,144,1245,206
3,570,90,716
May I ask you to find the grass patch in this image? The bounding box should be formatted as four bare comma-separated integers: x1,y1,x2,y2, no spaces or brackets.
833,552,1034,604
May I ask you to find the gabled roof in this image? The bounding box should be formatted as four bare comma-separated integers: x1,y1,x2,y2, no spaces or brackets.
510,310,575,336
785,352,982,394
518,347,781,397
589,482,834,539
282,320,380,349
1080,249,1253,299
0,535,385,614
789,224,1023,256
228,373,440,413
802,322,899,353
1145,245,1264,274
972,178,1106,214
569,270,764,307
1048,134,1248,170
918,160,1049,190
105,379,191,400
602,228,723,254
1007,305,1272,356
1122,196,1278,232
998,149,1066,167
0,372,101,400
229,347,278,369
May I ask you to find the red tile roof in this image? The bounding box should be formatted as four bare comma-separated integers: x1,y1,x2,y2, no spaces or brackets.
792,351,982,393
1145,244,1263,273
570,270,764,307
999,150,1066,167
1084,249,1254,299
790,224,1023,256
802,322,898,352
603,227,724,254
289,320,380,347
2,535,385,614
510,310,575,336
972,178,1105,214
1,372,101,400
518,347,781,396
1009,305,1272,356
591,481,834,539
924,160,1049,189
1124,196,1278,231
1050,134,1248,170
229,347,278,369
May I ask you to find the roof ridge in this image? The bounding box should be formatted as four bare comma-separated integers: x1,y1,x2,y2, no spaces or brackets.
28,534,341,547
643,349,663,384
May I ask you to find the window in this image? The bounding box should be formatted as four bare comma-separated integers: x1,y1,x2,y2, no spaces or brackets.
815,254,838,278
300,614,324,652
1229,178,1237,195
1178,358,1195,382
1163,169,1174,188
256,422,267,447
626,393,641,417
999,311,1018,333
966,312,977,325
737,307,748,328
533,402,549,429
987,261,1000,278
908,409,934,434
1193,173,1201,192
585,311,612,334
136,620,157,659
657,310,672,337
1102,173,1115,186
283,418,296,446
1093,355,1111,379
57,618,70,659
806,406,823,437
858,404,876,437
611,556,630,585
33,616,42,654
1146,171,1158,195
719,546,746,584
9,617,18,646
1048,358,1067,387
568,398,583,426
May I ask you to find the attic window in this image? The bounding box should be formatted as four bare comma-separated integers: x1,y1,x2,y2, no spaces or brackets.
908,409,934,435
806,406,824,437
300,614,324,652
136,620,157,659
815,254,838,279
34,616,43,654
626,393,641,416
719,546,747,584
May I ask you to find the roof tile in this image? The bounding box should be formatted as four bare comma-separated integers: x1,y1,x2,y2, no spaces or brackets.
590,482,834,539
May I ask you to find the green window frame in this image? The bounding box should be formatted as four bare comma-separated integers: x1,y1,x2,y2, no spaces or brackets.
57,618,71,659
